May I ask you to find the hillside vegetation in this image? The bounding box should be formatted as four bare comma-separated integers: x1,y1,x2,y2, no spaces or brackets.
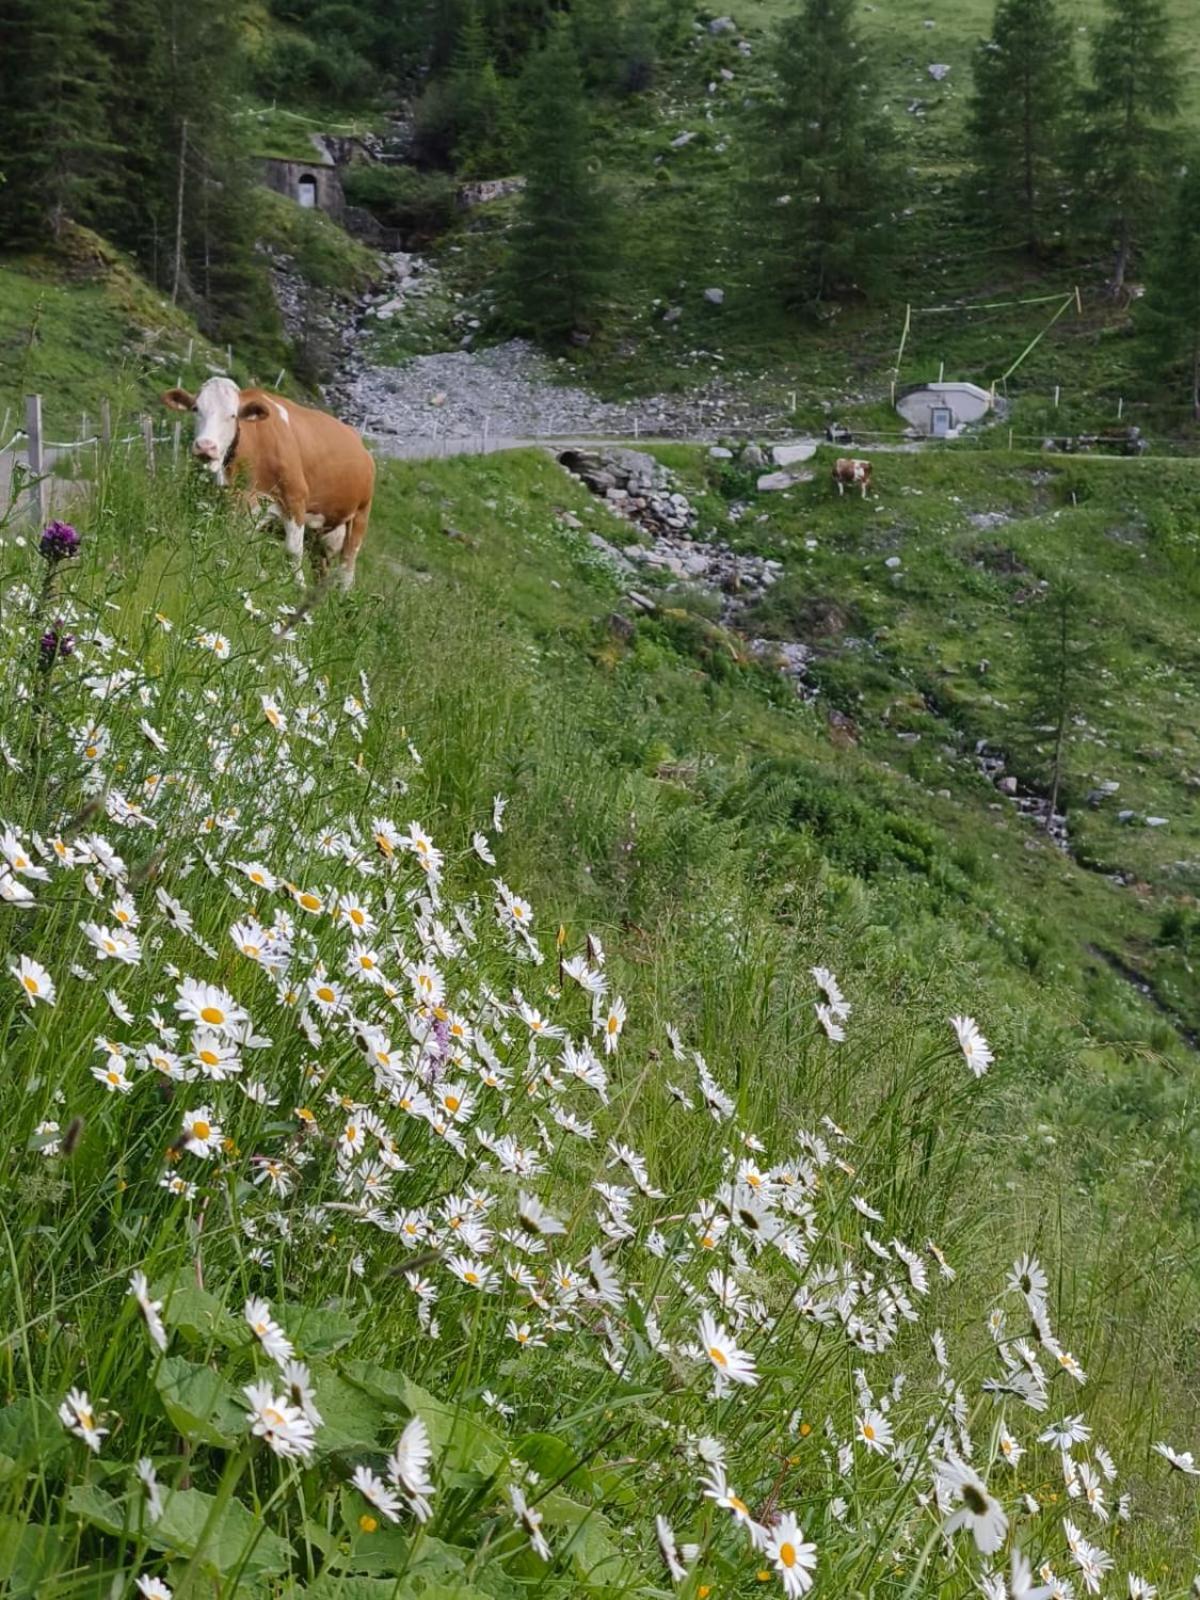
0,446,1197,1596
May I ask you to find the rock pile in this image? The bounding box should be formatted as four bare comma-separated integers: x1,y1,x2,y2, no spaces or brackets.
975,741,1070,850
557,448,698,538
556,447,806,690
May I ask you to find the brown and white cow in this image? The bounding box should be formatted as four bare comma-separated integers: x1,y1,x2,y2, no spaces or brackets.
163,377,375,588
832,458,872,499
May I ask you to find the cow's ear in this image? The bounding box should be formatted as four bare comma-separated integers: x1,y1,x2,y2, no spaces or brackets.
162,388,195,412
238,400,270,423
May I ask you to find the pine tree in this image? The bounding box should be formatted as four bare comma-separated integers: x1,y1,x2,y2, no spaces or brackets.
1082,0,1181,294
451,5,511,176
1138,163,1200,421
968,0,1076,254
1017,579,1100,830
746,0,897,311
504,19,616,344
0,0,112,244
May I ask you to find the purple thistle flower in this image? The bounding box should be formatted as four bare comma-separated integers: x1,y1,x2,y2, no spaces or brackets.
39,521,81,562
39,623,75,667
423,1015,451,1084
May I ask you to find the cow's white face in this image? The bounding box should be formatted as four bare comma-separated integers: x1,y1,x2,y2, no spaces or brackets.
191,378,242,469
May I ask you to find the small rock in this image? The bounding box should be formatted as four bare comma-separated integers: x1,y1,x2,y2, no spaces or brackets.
626,591,657,613
757,471,798,492
884,555,902,569
997,776,1019,795
1146,816,1169,828
670,131,697,149
927,62,951,80
704,286,726,305
741,444,767,467
607,612,636,642
709,446,734,460
663,305,684,325
708,15,737,33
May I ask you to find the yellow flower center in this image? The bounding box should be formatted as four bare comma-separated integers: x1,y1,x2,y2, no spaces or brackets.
780,1543,796,1569
359,955,374,969
106,1071,121,1085
316,986,335,1003
464,1270,479,1285
298,893,321,912
729,1495,749,1517
200,1005,224,1025
198,1050,220,1067
709,1346,728,1368
350,908,365,926
192,1120,210,1140
512,905,524,919
863,1424,875,1440
444,1095,460,1112
249,871,265,884
103,938,118,953
346,1126,358,1143
22,975,38,993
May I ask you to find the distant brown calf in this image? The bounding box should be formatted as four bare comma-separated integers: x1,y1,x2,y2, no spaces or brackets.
832,457,872,499
163,377,375,588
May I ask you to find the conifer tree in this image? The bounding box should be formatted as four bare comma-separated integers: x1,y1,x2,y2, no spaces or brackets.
504,19,615,344
1081,0,1181,294
451,5,511,176
1138,163,1200,421
0,0,112,244
968,0,1076,254
746,0,896,311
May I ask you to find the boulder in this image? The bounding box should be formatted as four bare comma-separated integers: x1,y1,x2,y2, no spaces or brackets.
741,443,767,468
757,471,798,492
708,15,737,33
771,440,817,467
709,446,734,460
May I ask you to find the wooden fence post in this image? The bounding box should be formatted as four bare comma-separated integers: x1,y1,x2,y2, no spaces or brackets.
99,398,112,451
172,421,182,464
141,415,156,476
26,394,49,526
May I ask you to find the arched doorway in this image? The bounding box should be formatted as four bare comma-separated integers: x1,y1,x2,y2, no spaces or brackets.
297,174,318,210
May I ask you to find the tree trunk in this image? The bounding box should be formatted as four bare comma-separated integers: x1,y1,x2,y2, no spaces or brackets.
171,117,188,306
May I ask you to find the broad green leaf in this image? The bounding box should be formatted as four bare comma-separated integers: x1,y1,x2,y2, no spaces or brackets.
67,1483,292,1579
0,1397,68,1470
0,1515,64,1598
342,1363,506,1477
155,1354,244,1448
310,1362,383,1456
515,1431,593,1496
283,1301,359,1355
156,1281,245,1349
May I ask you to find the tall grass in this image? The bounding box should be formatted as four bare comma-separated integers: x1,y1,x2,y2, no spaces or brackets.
0,459,1196,1599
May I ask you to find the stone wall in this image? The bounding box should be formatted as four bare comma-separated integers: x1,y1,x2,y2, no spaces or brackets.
260,158,346,222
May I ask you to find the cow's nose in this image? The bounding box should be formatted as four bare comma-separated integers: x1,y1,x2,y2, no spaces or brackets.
193,439,218,460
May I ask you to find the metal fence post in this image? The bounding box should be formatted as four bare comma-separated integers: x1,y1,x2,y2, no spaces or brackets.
26,394,49,526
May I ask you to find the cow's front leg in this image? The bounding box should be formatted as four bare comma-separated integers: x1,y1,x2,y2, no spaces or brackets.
283,519,305,584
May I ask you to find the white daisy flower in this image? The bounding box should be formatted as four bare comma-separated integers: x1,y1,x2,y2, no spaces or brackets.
11,955,55,1006
128,1270,168,1352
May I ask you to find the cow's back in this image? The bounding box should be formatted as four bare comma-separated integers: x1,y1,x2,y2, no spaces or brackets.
244,392,374,523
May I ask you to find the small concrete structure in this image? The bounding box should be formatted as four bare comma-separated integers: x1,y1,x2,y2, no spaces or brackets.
261,134,346,221
896,380,995,438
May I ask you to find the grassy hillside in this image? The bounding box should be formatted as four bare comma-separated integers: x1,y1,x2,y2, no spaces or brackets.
0,442,1198,1596
0,229,230,441
377,0,1200,437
